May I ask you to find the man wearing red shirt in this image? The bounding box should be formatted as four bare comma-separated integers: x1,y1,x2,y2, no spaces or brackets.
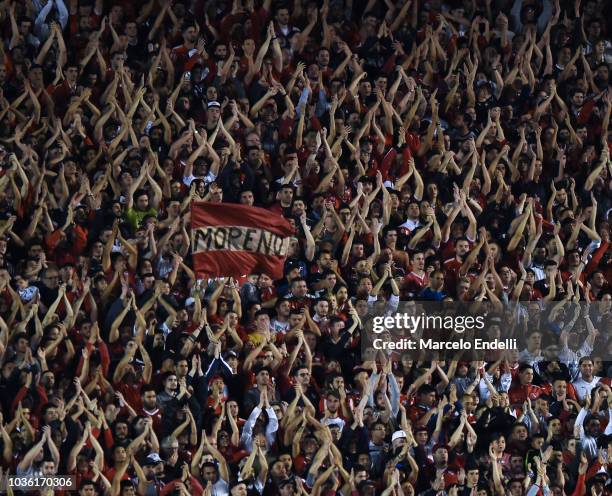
171,24,199,73
407,384,437,427
139,385,163,434
404,251,429,298
51,62,79,118
269,183,294,217
508,365,543,406
443,237,471,294
420,444,459,492
113,341,153,411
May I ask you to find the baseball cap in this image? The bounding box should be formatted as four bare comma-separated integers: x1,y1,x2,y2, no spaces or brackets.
392,430,407,443
207,101,221,109
143,452,163,466
284,259,302,275
324,418,344,429
208,374,224,385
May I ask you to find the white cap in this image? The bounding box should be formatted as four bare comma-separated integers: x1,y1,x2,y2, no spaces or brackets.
391,430,407,443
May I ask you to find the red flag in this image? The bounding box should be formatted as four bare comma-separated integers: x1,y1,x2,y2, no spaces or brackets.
190,202,294,279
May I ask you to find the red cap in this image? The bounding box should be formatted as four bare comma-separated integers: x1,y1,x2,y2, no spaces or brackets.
208,374,224,385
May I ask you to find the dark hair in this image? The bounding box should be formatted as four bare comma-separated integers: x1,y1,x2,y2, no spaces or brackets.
417,384,436,395
141,384,156,395
292,364,309,375
254,365,272,375
326,390,341,400
254,309,270,319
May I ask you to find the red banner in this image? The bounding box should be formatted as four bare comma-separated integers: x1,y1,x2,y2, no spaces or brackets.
190,202,295,279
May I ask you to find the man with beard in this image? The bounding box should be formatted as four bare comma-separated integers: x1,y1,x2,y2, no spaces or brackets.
587,270,609,300
246,145,272,182
125,188,160,234
400,201,422,234
136,452,166,495
156,371,194,419
139,385,162,434
146,126,166,154
523,243,548,281
311,297,329,333
572,357,609,403
171,24,198,73
270,183,294,217
243,365,273,413
574,405,605,460
418,444,458,493
443,237,471,294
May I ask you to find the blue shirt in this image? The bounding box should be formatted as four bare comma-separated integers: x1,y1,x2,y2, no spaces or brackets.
418,287,446,301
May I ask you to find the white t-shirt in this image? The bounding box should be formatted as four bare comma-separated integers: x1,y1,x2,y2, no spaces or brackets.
183,171,217,187
211,478,229,496
572,375,601,402
399,218,420,232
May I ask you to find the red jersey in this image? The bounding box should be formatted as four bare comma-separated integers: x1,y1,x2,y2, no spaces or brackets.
508,384,543,405
403,271,429,296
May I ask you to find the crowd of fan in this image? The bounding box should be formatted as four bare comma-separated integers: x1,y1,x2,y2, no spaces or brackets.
0,0,609,494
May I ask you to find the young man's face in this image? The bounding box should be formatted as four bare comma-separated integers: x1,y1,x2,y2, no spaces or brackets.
455,240,470,256
580,360,593,377
142,390,156,408
326,395,340,412
207,107,221,123
296,368,310,386
41,461,55,475
276,8,289,25
136,194,149,210
79,484,96,496
214,44,228,60
164,375,178,391
467,469,479,486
